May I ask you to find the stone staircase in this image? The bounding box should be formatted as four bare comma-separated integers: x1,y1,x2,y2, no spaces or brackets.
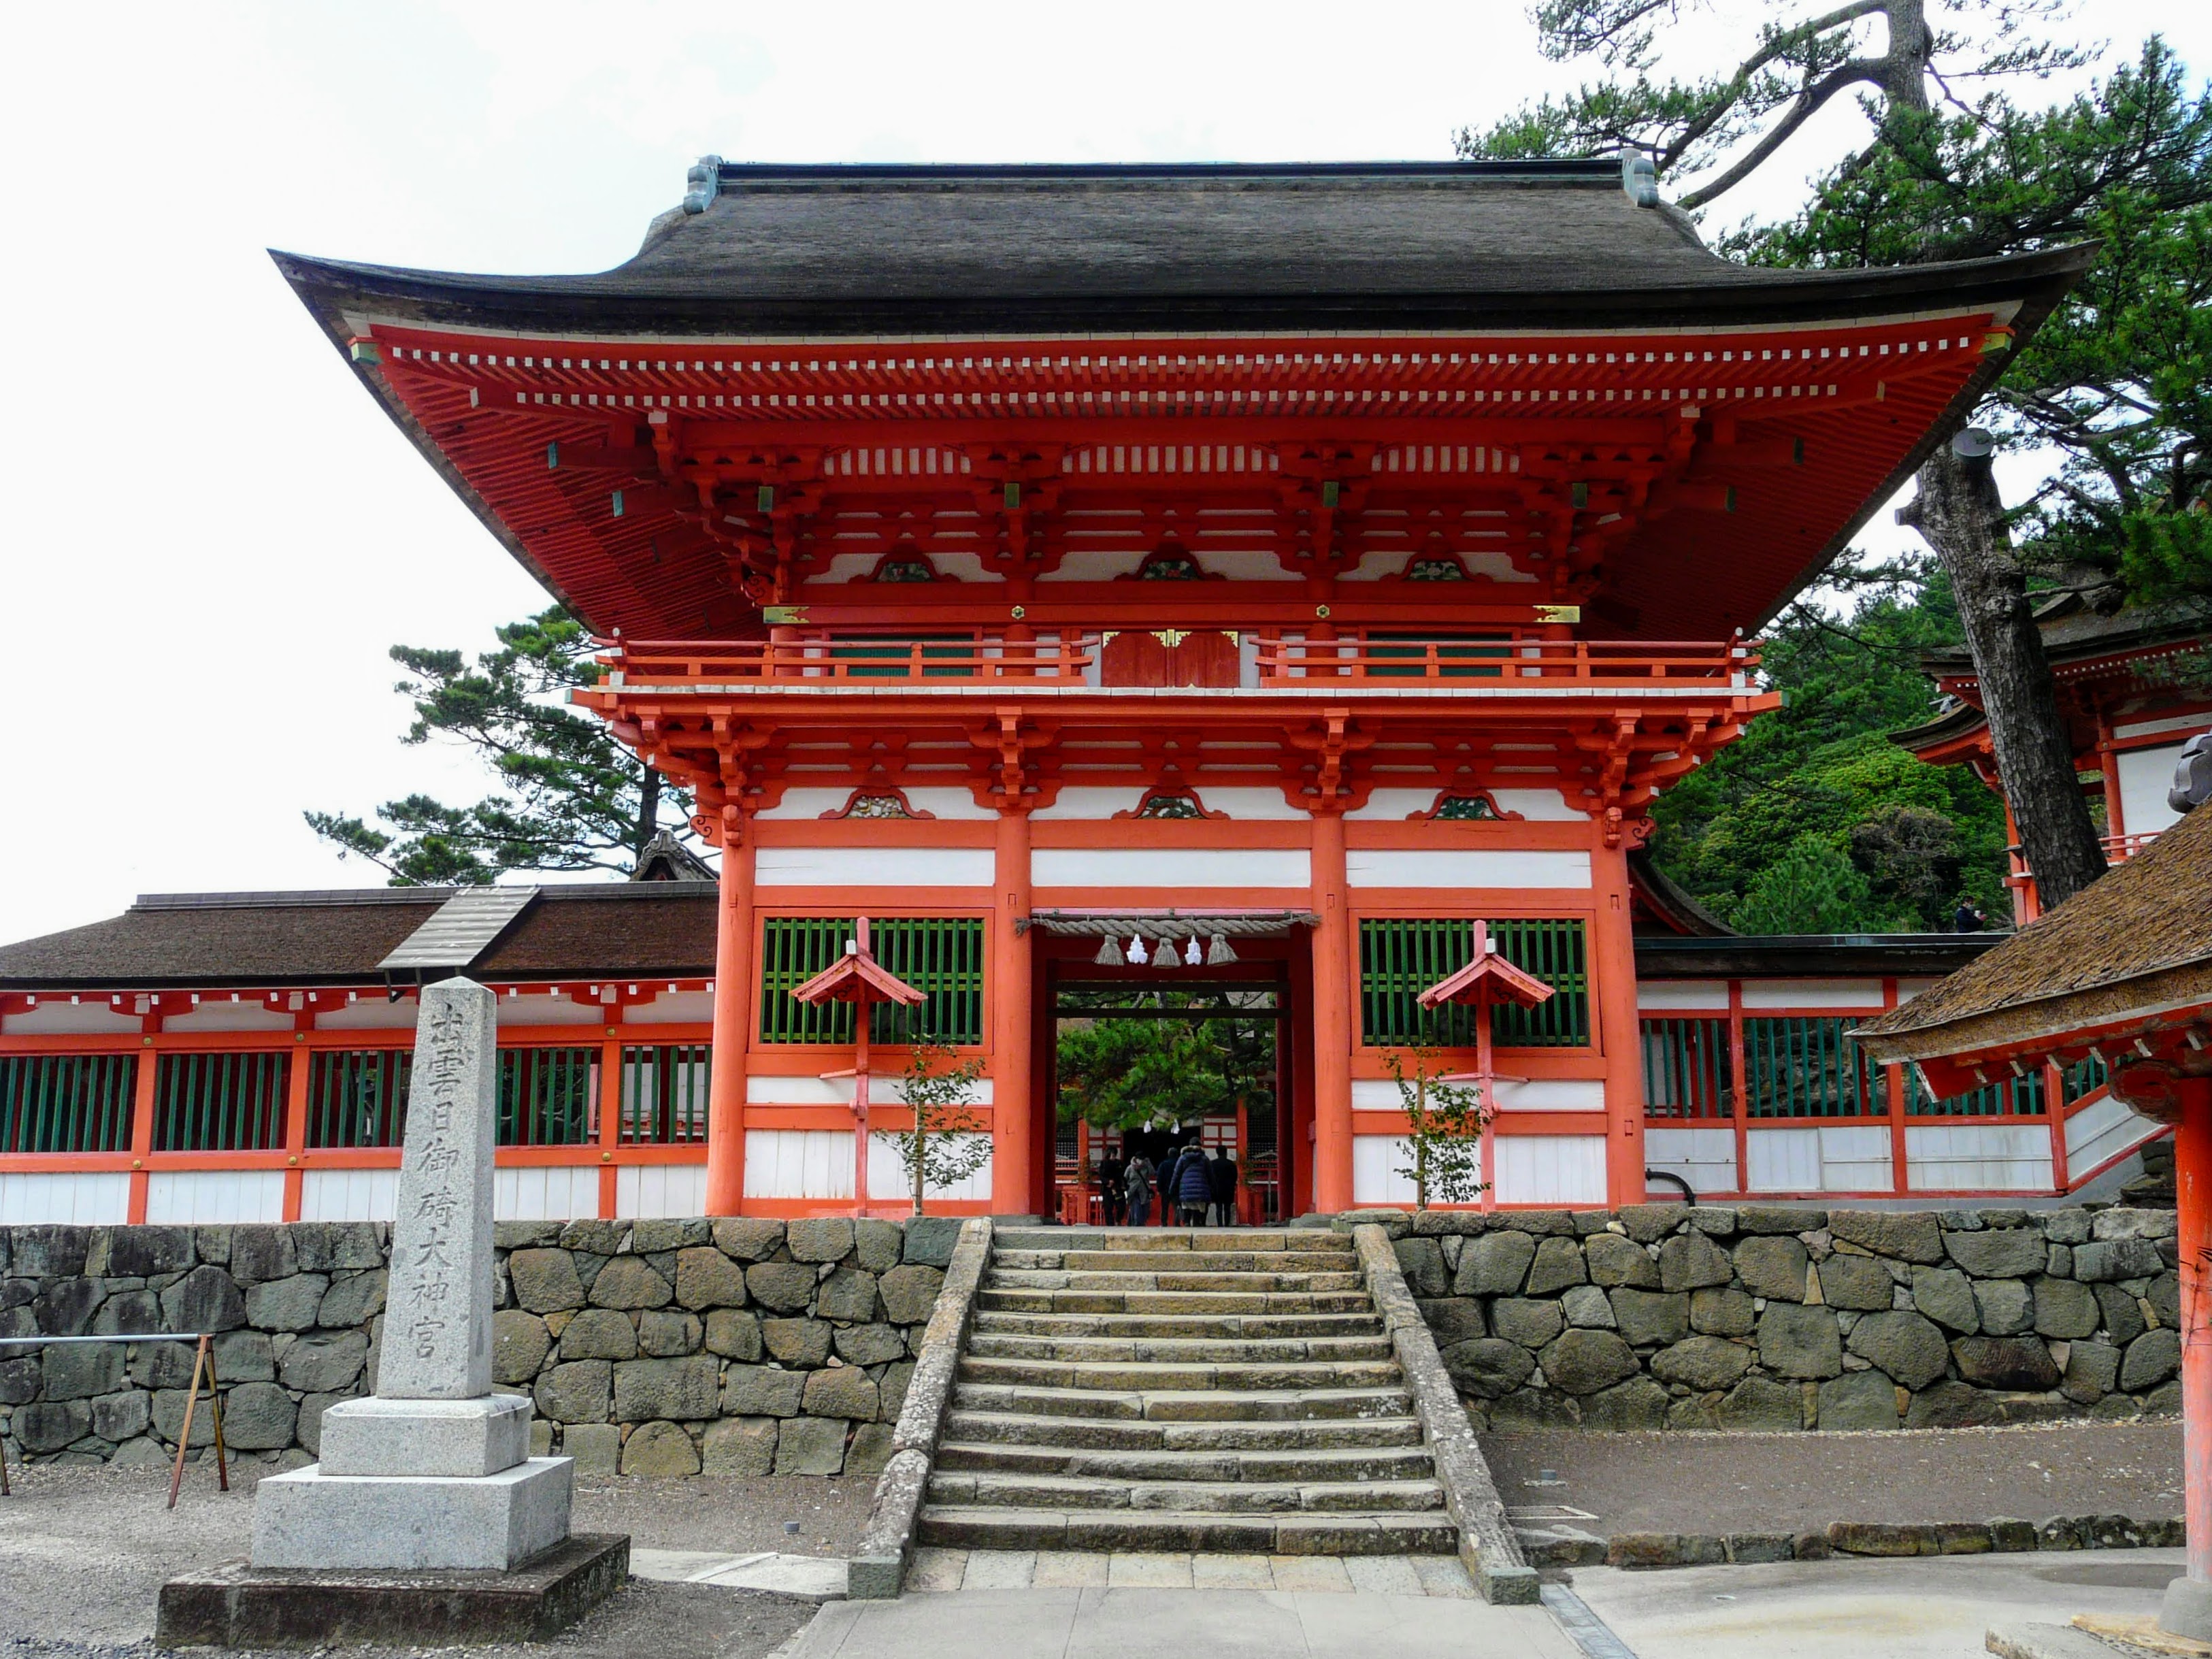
914,1226,1459,1556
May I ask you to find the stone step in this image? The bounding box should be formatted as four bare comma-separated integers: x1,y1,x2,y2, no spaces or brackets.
951,1382,1415,1424
914,1505,1458,1556
935,1439,1440,1484
970,1310,1383,1341
927,1470,1447,1515
984,1268,1366,1293
993,1250,1359,1275
974,1288,1374,1315
990,1229,1351,1254
956,1356,1404,1393
940,1409,1428,1454
965,1332,1394,1364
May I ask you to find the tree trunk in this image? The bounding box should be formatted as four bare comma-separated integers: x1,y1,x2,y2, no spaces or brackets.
1899,447,2109,913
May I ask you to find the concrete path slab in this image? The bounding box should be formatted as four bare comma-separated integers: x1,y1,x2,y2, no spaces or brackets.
1567,1548,2184,1659
789,1588,1577,1659
629,1547,850,1598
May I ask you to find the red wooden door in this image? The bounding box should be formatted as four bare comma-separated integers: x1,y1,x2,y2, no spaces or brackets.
1170,631,1239,687
1101,631,1174,687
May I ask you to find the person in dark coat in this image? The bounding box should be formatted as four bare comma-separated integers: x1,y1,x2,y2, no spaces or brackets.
1124,1153,1155,1228
1097,1151,1125,1226
1154,1143,1186,1227
1174,1143,1212,1227
1208,1149,1238,1226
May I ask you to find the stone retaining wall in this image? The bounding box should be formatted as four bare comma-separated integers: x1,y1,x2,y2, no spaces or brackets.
0,1217,962,1476
1347,1203,2184,1432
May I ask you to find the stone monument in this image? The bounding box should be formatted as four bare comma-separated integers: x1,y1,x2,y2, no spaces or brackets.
159,978,624,1649
252,976,572,1569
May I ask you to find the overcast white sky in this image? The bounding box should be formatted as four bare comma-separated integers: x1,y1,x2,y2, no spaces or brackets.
2,1,2206,945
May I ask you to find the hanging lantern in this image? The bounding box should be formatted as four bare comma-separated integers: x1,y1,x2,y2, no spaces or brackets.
1208,932,1238,966
1093,935,1122,966
1153,935,1180,968
1183,936,1202,966
1126,935,1149,964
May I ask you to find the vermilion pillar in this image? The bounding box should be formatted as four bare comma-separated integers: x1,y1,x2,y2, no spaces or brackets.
1310,810,1353,1215
703,818,755,1215
1593,834,1647,1207
2164,1083,2212,1637
991,808,1034,1215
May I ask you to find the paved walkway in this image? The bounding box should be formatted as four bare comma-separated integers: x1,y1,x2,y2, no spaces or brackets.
907,1546,1481,1595
788,1586,1579,1659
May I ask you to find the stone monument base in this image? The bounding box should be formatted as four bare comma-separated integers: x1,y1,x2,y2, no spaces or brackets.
159,1534,629,1649
318,1394,535,1477
252,1458,574,1571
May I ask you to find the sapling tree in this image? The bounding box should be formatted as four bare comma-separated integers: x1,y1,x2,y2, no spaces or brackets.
892,1040,991,1216
1384,1047,1493,1210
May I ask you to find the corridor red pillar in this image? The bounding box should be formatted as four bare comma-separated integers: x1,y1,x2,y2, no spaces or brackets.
703,811,755,1215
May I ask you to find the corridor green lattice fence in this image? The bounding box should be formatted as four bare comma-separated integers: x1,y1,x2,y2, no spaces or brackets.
154,1051,288,1151
1357,917,1589,1047
308,1049,412,1149
0,1053,136,1153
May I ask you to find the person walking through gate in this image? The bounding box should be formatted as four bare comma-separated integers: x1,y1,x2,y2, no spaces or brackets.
1124,1152,1155,1228
1174,1142,1212,1227
1208,1147,1238,1226
1155,1142,1186,1228
1097,1149,1126,1226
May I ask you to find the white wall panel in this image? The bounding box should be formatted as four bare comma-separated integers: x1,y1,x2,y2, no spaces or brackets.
1739,980,1885,1011
627,992,716,1025
748,1073,993,1105
0,1172,131,1225
2117,744,2186,838
2115,712,2210,740
146,1170,285,1225
757,787,993,821
163,1003,297,1034
2066,1092,2161,1181
1350,1077,1600,1113
1494,1136,1607,1204
497,993,602,1026
866,1132,993,1204
1351,1135,1416,1205
2,1002,143,1035
1643,1128,1736,1200
493,1166,600,1221
1346,850,1590,889
299,1168,399,1223
315,998,421,1030
1746,1128,1822,1192
1817,1124,1896,1193
755,847,995,887
1032,849,1310,888
616,1164,709,1219
1491,790,1584,823
744,1129,855,1200
1637,981,1730,1013
1904,1123,2052,1193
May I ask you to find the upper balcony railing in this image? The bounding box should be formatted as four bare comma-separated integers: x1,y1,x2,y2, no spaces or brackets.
600,630,1758,693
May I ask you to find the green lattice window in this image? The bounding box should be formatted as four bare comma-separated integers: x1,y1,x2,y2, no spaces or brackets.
0,1054,135,1153
1906,1066,2046,1118
499,1047,597,1146
1357,917,1589,1047
309,1049,412,1149
154,1052,288,1151
1641,1018,1730,1119
1743,1017,1881,1118
621,1043,711,1145
759,916,986,1046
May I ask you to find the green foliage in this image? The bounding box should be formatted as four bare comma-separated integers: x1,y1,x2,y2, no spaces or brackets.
1383,1047,1490,1209
1731,837,1896,936
1649,580,2011,930
1055,992,1275,1131
306,606,695,885
891,1041,990,1216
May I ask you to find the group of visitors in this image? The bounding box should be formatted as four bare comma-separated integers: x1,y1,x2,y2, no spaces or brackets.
1097,1141,1238,1227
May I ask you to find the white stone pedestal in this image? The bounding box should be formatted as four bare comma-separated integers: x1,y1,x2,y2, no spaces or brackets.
252,1458,574,1571
318,1394,534,1479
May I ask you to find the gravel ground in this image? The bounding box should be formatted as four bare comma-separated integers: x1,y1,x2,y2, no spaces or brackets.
1481,1417,2184,1536
0,1461,872,1659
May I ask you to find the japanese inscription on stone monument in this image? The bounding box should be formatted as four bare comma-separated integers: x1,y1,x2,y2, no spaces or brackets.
380,976,497,1399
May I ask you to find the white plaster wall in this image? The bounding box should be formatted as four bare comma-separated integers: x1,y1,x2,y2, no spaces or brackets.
2066,1091,2161,1181
744,1129,855,1200
497,993,602,1026
299,1168,399,1223
494,1166,600,1221
1739,980,1885,1011
1,1002,143,1035
1644,1128,1736,1199
867,1131,992,1204
1345,850,1590,889
754,847,995,887
1904,1123,2053,1193
2117,743,2187,838
163,1002,297,1034
1494,1135,1608,1204
627,992,716,1025
1031,849,1311,889
145,1170,286,1225
316,999,421,1030
746,1073,994,1106
0,1172,131,1225
617,1164,710,1219
1346,788,1579,822
1349,1077,1600,1113
1637,981,1730,1013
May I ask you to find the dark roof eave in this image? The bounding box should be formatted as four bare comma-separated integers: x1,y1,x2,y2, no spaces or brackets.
1635,932,2005,978
1856,955,2212,1061
271,244,2094,341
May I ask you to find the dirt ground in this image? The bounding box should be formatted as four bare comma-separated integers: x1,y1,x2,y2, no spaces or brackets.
0,1461,874,1659
1481,1417,2185,1537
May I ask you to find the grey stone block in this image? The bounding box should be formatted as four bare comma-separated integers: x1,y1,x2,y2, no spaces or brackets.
1393,1237,1449,1297
560,1309,639,1361
533,1360,612,1424
90,1389,151,1443
2090,1208,2176,1241
244,1274,329,1332
878,1264,944,1326
1951,1336,2060,1392
1943,1228,2047,1280
17,1398,92,1451
562,1422,620,1476
701,1415,778,1475
1757,1304,1842,1379
899,1217,960,1266
1525,1236,1588,1296
42,1341,125,1400
161,1265,246,1333
1658,1231,1732,1292
1816,1370,1899,1430
1560,1285,1617,1329
1617,1204,1689,1244
816,1268,880,1324
787,1218,855,1263
834,1324,908,1366
587,1258,672,1310
2073,1238,2164,1282
621,1419,699,1476
1581,1377,1670,1431
213,1329,276,1382
222,1381,299,1450
721,1364,806,1418
802,1364,880,1420
229,1226,299,1286
1737,1205,1826,1235
2040,1209,2094,1245
762,1317,833,1366
557,1220,627,1256
636,1310,701,1358
1815,1253,1893,1311
773,1415,846,1475
508,1249,587,1313
1583,1232,1660,1288
1538,1329,1638,1395
250,1457,572,1570
1439,1338,1534,1399
295,1221,384,1272
1490,1298,1564,1349
672,1248,748,1311
704,1309,763,1361
107,1227,195,1278
317,1271,387,1330
2062,1340,2121,1401
710,1218,787,1262
2033,1277,2100,1340
745,1262,817,1314
1650,1335,1753,1392
1453,1232,1536,1296
492,1312,552,1383
280,1330,369,1394
1609,1288,1690,1347
1827,1210,1943,1264
612,1356,719,1421
1690,1285,1756,1336
853,1219,903,1275
629,1219,709,1253
319,1394,531,1477
2096,1282,2147,1345
2121,1328,2181,1391
1911,1266,1980,1333
1846,1310,1950,1390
